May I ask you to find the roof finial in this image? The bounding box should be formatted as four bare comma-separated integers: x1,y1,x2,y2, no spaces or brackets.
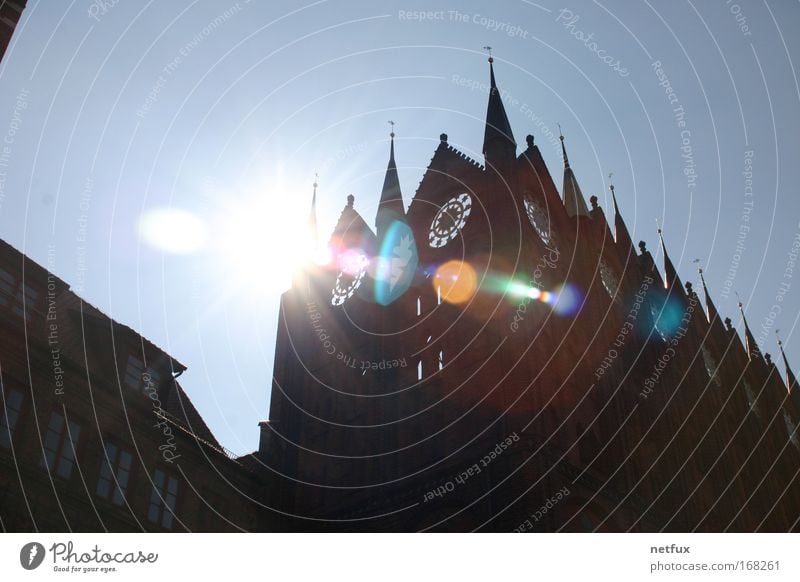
388,120,395,140
483,45,493,63
557,123,570,168
777,329,798,390
308,173,319,245
608,172,620,215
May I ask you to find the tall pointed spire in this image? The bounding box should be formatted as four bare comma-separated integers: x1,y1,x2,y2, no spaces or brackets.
777,333,797,390
657,227,681,290
738,300,762,361
482,49,516,162
308,174,319,245
559,127,590,218
609,175,633,252
697,265,719,324
375,122,406,235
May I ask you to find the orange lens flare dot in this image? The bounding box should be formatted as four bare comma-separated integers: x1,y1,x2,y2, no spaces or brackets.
433,260,477,304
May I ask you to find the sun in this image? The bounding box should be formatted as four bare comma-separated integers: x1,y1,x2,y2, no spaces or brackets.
213,188,322,294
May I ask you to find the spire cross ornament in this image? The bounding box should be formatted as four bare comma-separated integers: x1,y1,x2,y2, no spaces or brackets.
777,329,783,348
483,45,493,62
388,120,395,139
735,290,744,310
608,172,615,193
557,122,564,141
313,172,319,189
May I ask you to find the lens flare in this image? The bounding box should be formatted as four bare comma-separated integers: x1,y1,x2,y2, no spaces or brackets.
552,283,582,316
338,248,369,276
434,260,477,304
138,207,207,254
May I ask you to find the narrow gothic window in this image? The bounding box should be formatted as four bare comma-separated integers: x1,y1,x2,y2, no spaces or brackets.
744,382,760,418
438,350,444,371
416,297,421,316
417,360,423,381
701,346,722,387
598,259,619,301
96,441,132,506
41,411,81,480
0,387,24,449
784,411,800,450
148,468,178,529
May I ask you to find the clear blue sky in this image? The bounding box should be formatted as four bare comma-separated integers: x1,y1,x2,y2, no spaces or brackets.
1,0,799,454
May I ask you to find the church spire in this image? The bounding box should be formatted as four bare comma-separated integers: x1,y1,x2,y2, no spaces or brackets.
559,126,590,218
697,265,719,324
375,122,406,235
482,49,516,162
308,174,319,245
738,300,762,361
777,333,798,390
609,175,633,252
657,227,681,290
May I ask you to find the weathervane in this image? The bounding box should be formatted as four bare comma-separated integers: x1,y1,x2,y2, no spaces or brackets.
735,290,744,309
388,120,395,139
483,45,493,62
608,172,615,193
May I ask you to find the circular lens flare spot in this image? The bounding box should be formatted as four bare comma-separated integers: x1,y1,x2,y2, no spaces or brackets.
138,207,207,254
552,283,582,316
434,260,477,304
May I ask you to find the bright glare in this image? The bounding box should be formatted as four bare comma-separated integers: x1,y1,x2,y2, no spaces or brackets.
139,207,207,254
214,189,323,293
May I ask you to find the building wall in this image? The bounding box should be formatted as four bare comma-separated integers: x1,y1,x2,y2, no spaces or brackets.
262,135,800,532
0,240,264,532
